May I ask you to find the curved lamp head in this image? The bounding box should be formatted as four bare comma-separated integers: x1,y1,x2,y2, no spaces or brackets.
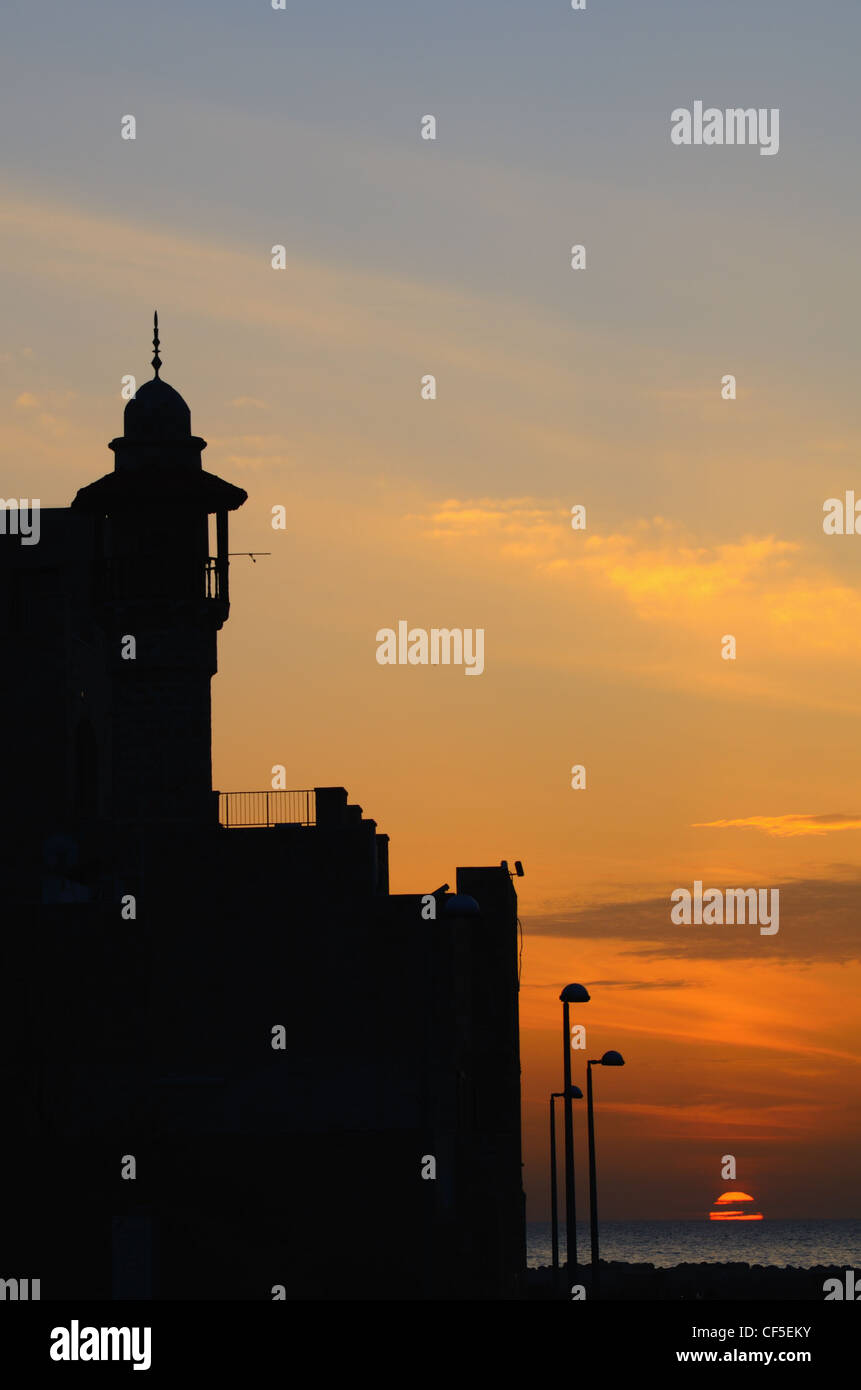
567,1084,584,1099
600,1050,625,1067
559,983,591,1003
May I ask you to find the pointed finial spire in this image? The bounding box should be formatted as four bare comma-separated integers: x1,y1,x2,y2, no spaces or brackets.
151,310,162,378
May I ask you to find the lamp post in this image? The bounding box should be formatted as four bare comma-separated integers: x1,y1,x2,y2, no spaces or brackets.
550,1085,583,1278
586,1049,625,1298
559,983,590,1274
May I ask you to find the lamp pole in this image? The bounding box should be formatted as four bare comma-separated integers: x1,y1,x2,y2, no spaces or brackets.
551,1085,583,1288
586,1060,599,1291
586,1049,625,1299
550,1092,560,1272
559,984,590,1276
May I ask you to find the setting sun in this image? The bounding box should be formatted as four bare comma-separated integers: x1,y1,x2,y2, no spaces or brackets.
710,1191,764,1221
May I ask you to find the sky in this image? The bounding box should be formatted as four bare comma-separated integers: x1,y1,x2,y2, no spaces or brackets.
2,0,860,1223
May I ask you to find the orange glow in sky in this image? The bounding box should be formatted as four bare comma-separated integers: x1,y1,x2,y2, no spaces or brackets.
5,89,861,1226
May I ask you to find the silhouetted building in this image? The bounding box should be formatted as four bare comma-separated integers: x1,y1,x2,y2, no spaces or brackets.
0,323,525,1300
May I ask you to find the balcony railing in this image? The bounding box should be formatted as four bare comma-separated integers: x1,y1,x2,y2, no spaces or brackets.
98,556,225,602
205,557,222,600
218,789,316,828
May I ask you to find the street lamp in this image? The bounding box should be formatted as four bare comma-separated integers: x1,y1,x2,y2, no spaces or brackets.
586,1049,625,1297
559,983,590,1273
550,1085,583,1277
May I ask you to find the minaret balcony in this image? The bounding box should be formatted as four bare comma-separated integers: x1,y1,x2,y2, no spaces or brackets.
97,556,227,604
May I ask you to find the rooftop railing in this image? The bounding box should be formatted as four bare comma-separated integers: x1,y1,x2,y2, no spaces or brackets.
218,789,316,828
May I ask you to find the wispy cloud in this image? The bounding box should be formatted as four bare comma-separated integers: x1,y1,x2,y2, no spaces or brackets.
586,978,689,991
412,500,810,615
403,503,861,711
695,813,861,838
531,873,861,963
0,183,583,390
602,1100,831,1138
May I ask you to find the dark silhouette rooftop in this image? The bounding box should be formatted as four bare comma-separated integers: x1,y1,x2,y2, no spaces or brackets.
0,317,525,1301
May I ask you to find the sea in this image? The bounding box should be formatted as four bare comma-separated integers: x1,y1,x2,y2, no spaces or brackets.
527,1219,861,1269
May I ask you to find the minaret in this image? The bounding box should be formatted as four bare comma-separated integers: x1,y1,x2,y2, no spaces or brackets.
71,315,247,824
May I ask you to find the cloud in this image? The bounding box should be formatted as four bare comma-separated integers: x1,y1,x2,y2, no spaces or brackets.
207,433,293,472
577,531,798,612
695,813,861,838
411,502,807,615
530,873,861,963
585,978,689,991
415,502,805,600
37,412,70,439
15,392,38,407
601,1100,831,1138
398,502,861,713
0,183,580,395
